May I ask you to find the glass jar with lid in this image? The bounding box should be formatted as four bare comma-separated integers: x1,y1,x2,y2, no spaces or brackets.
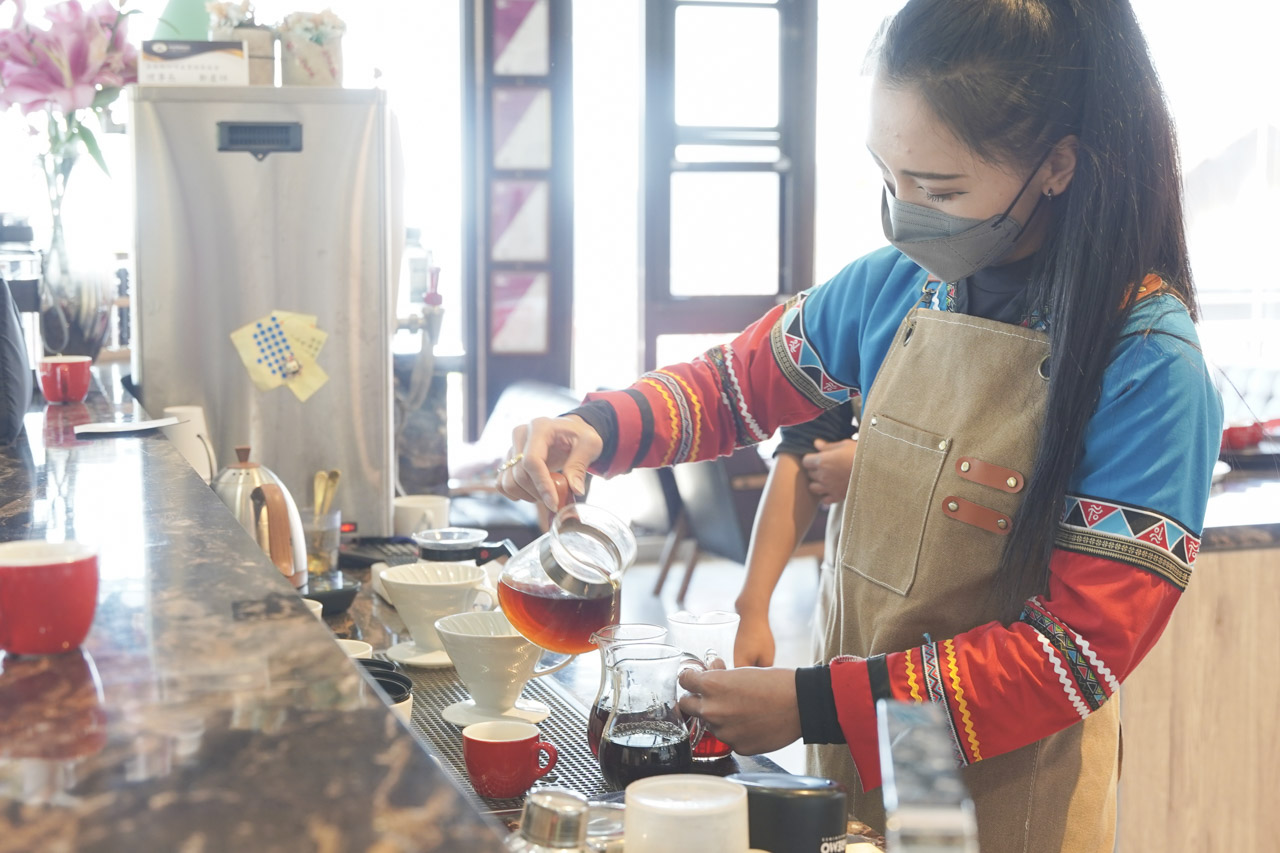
505,788,593,853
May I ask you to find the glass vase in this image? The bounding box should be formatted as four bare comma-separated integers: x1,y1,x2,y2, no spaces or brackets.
40,153,115,361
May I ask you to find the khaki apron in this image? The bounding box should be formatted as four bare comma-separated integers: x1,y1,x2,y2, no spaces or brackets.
805,307,1119,853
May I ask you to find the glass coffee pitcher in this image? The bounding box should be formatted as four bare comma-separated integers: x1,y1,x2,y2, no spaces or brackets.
587,623,668,756
497,496,637,656
597,642,706,791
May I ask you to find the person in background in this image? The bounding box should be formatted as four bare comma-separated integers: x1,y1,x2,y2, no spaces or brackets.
0,278,33,444
734,402,856,669
496,1,1223,849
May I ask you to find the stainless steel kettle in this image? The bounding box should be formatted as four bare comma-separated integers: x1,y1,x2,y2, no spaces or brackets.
211,445,308,587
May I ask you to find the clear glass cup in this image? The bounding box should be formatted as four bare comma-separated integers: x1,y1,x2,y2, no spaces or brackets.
665,610,740,759
299,507,341,575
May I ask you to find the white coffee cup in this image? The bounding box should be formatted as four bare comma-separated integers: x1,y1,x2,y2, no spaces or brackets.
336,639,372,659
303,598,324,618
162,404,217,483
380,562,497,653
393,495,451,537
624,775,750,853
435,611,572,714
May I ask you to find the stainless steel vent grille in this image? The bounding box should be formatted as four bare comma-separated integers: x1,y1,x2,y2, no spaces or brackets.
217,121,303,159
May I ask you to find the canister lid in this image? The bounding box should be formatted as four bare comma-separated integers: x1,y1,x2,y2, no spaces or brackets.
521,789,589,848
727,773,846,797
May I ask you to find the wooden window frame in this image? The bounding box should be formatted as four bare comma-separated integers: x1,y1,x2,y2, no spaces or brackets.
641,0,818,370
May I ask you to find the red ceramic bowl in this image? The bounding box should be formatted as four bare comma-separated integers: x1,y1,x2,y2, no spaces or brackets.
1221,421,1265,452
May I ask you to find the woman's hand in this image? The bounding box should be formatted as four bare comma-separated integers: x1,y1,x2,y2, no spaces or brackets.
677,665,801,756
801,438,858,506
496,415,603,511
733,612,776,668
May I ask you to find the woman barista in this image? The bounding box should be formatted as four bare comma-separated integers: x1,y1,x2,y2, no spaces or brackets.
498,1,1223,849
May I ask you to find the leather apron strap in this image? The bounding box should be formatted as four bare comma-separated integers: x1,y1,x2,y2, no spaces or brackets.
807,308,1119,853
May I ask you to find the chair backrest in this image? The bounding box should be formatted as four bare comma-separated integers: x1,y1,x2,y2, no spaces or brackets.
671,447,771,564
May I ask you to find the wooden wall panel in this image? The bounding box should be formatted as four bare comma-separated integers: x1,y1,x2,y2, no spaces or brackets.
1117,547,1280,852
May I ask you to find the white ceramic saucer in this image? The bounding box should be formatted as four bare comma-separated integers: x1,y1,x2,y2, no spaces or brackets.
440,697,550,727
386,642,453,669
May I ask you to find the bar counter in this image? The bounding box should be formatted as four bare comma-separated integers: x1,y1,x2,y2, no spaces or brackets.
0,370,507,852
4,368,1278,852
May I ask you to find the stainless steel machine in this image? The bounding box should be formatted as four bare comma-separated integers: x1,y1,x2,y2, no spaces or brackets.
131,86,399,535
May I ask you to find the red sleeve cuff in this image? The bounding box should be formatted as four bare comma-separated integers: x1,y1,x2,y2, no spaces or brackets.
829,656,882,791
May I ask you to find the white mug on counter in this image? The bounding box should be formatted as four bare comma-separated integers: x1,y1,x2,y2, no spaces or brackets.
161,405,217,483
393,495,451,537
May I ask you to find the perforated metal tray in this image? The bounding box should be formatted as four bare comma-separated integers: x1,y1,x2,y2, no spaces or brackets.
390,659,609,812
387,658,781,815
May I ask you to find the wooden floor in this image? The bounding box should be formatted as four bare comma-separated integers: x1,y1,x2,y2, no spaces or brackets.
550,546,823,775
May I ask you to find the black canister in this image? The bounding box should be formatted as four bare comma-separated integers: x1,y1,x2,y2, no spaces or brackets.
727,773,847,853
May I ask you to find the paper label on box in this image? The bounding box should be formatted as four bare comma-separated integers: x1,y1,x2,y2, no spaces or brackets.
140,41,250,86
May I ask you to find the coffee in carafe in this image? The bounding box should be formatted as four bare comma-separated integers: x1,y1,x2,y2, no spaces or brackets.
599,720,692,790
596,643,706,792
587,624,669,756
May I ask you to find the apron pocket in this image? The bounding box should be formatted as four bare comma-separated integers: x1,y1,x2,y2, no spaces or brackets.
839,414,949,595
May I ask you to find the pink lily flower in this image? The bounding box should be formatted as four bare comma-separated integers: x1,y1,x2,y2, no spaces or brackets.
0,0,137,116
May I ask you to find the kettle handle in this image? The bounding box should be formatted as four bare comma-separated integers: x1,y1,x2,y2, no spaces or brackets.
251,484,296,580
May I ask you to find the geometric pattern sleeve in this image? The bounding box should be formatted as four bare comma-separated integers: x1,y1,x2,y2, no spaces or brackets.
828,547,1183,790
581,296,853,477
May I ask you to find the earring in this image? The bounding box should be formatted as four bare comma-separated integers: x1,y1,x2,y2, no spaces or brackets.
1045,187,1055,200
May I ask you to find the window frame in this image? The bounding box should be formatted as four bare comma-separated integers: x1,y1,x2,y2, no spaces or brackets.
641,0,817,370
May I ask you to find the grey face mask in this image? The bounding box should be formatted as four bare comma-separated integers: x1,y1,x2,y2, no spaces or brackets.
881,188,1034,283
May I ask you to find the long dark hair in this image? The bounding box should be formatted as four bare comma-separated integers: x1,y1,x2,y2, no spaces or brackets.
878,0,1195,618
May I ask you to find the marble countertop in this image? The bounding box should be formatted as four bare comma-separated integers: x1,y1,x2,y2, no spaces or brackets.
0,369,507,852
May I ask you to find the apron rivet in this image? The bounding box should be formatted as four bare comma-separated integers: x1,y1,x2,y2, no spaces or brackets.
947,501,959,512
960,461,971,472
1007,476,1018,488
870,416,878,426
997,518,1009,529
938,440,947,451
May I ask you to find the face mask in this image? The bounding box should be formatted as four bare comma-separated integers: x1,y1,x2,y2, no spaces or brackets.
880,166,1046,283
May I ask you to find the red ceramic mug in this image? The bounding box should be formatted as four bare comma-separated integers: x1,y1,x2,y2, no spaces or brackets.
39,356,92,404
462,720,558,799
0,541,99,655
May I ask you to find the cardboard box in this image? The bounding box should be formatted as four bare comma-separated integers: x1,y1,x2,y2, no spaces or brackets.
139,41,250,86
